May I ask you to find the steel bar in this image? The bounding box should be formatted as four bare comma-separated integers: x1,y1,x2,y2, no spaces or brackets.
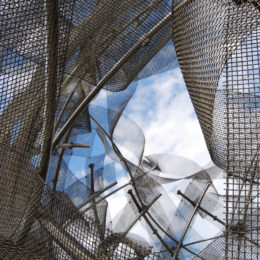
38,216,94,259
81,170,151,213
124,191,162,236
60,64,80,91
54,83,77,132
227,172,260,185
183,234,225,247
89,164,95,194
39,0,59,180
78,181,117,210
51,127,73,192
146,210,203,259
179,189,260,250
88,164,100,225
173,0,194,12
82,182,130,213
52,12,172,148
177,189,226,226
57,143,90,148
128,189,173,254
173,183,211,260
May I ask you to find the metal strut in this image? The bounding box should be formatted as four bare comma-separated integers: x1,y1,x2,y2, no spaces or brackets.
128,189,173,254
172,183,211,260
177,189,226,227
124,190,162,236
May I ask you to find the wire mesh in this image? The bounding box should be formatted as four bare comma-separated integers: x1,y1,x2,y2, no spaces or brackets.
0,0,260,259
173,0,260,259
224,2,260,259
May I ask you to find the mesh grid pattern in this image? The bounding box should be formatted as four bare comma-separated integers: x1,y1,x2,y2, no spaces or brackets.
0,0,74,242
224,2,260,259
173,0,260,259
1,0,260,259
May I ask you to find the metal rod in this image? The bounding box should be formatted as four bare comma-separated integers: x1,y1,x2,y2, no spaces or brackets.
89,164,95,194
52,12,172,148
51,127,73,192
81,182,130,214
78,181,117,209
38,215,94,259
227,172,260,185
124,191,162,235
54,83,77,132
88,164,99,224
183,234,225,247
172,183,211,260
89,114,135,181
39,0,59,181
173,0,194,12
60,64,80,91
145,210,203,259
89,115,201,258
81,170,150,213
177,190,226,227
89,111,202,258
128,189,173,254
58,143,90,148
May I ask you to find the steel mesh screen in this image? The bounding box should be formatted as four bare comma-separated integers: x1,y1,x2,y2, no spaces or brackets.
1,0,260,259
173,0,260,259
0,0,74,242
224,2,260,259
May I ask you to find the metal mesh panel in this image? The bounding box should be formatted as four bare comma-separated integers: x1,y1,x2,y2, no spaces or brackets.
224,2,260,259
172,0,229,168
0,0,74,241
0,185,164,259
1,0,260,259
173,0,260,259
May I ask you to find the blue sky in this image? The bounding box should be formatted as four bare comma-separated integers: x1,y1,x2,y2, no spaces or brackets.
124,67,211,167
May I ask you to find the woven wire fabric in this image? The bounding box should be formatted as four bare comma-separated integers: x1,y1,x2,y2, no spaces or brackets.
1,0,260,259
224,2,260,259
0,0,74,242
173,0,260,259
0,0,174,258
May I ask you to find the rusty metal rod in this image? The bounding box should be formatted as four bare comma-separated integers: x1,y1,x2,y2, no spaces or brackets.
58,143,90,148
38,215,94,259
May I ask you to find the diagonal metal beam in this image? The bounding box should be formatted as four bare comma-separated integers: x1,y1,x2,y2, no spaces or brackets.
177,189,226,227
124,191,162,236
128,189,173,254
52,12,172,148
78,181,117,210
38,215,94,259
172,183,211,260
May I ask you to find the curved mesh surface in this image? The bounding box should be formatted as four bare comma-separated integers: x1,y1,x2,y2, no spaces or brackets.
0,0,260,259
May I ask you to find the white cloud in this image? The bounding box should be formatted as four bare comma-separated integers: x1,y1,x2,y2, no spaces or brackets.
126,68,211,167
